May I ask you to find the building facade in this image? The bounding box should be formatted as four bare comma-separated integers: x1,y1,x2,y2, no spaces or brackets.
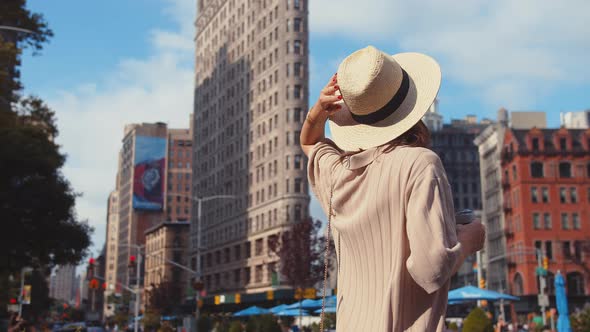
192,0,310,295
103,191,119,317
144,222,191,308
502,127,590,312
115,123,167,288
49,265,76,303
561,110,590,129
165,126,194,222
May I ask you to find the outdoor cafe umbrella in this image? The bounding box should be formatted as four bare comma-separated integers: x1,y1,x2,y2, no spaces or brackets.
233,306,271,317
269,304,290,314
285,299,322,310
555,272,572,332
448,285,519,302
275,309,311,317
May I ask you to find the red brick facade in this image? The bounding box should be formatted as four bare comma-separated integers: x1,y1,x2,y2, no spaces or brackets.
502,127,590,298
165,129,193,222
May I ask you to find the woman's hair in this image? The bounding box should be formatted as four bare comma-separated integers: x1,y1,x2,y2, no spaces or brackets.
340,120,431,160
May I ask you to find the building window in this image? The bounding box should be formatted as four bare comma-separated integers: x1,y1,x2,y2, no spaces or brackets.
294,85,302,99
531,187,538,203
560,188,567,203
513,273,524,296
570,187,578,203
294,178,302,192
245,242,251,258
294,40,302,54
234,269,241,284
574,241,583,261
255,239,263,256
294,154,302,169
294,62,302,77
559,137,567,150
531,162,544,178
561,213,570,230
532,137,540,151
294,18,302,32
533,213,541,229
234,245,241,261
286,179,290,193
544,213,552,230
573,213,581,230
567,272,585,296
542,187,549,203
255,265,263,283
559,162,572,178
545,241,553,260
294,0,300,9
563,241,571,258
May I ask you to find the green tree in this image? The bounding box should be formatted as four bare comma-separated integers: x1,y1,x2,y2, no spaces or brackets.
229,320,244,332
571,306,590,332
0,0,53,112
143,310,161,331
462,307,494,332
0,1,92,277
245,315,281,332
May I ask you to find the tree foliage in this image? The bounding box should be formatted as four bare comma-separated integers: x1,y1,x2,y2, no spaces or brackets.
571,305,590,332
0,1,92,274
462,307,494,332
267,218,331,290
0,0,53,110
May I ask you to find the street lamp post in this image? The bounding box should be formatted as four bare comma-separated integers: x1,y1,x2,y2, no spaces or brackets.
170,193,237,331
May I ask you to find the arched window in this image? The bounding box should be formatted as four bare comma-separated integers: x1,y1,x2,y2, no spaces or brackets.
513,273,524,295
567,272,585,296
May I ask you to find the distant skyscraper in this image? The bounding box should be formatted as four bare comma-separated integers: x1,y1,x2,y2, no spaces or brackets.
192,0,310,296
422,99,443,132
115,123,167,287
103,191,119,317
50,265,76,303
561,110,590,129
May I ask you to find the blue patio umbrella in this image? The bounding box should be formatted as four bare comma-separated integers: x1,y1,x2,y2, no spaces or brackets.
314,306,337,314
555,272,572,332
448,285,519,302
275,309,310,317
233,306,271,317
269,304,290,314
285,299,322,310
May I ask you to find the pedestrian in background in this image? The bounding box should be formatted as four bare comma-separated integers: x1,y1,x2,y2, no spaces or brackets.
301,46,486,331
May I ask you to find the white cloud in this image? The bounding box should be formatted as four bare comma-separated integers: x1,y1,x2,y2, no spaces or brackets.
44,0,195,255
310,0,590,108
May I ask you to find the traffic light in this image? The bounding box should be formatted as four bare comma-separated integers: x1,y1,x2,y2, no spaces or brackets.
543,256,549,270
87,257,95,280
129,255,136,267
9,298,17,304
89,278,99,289
479,278,486,289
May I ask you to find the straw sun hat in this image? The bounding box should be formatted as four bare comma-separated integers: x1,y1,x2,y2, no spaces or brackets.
329,46,441,151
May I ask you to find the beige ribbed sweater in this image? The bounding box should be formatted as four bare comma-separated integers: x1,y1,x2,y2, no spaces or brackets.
308,140,462,332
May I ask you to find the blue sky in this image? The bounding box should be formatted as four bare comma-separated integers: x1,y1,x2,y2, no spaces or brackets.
21,0,590,258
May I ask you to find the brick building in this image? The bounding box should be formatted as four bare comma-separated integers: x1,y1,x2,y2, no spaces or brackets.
165,126,193,222
144,221,191,309
501,127,590,312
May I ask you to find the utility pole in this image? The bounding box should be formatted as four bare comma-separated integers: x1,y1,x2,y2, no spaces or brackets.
134,248,141,332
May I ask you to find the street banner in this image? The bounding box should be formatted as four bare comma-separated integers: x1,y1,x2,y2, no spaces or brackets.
133,136,166,210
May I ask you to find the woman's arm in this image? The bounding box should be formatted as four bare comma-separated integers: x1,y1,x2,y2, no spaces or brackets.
300,74,342,157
